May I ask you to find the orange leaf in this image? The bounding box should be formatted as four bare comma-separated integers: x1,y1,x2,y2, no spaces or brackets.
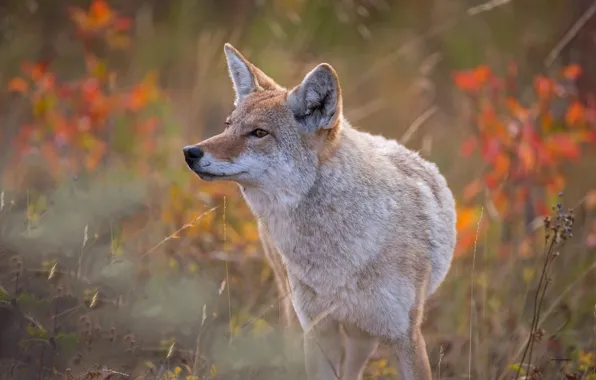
21,61,49,81
491,190,508,214
493,153,510,178
540,112,553,132
506,97,528,121
562,64,582,80
547,175,566,195
456,206,479,232
40,142,60,174
549,134,580,160
518,237,533,258
89,0,113,27
565,101,584,126
517,143,535,173
473,65,491,86
462,180,482,202
8,78,28,93
68,7,92,31
106,32,131,49
514,187,529,205
586,223,596,248
585,190,596,210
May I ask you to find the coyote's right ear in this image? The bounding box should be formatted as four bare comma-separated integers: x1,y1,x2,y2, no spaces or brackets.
287,63,342,132
223,43,281,107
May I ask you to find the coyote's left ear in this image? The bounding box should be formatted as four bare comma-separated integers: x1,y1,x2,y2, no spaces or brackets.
224,43,281,107
287,63,342,132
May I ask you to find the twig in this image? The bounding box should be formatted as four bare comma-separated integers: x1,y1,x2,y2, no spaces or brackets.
345,0,515,96
538,260,596,325
229,290,294,344
516,198,574,379
438,345,445,380
467,0,512,16
545,0,596,67
400,106,437,145
302,305,339,338
468,206,484,379
516,230,556,379
223,196,232,344
76,225,89,280
140,207,218,258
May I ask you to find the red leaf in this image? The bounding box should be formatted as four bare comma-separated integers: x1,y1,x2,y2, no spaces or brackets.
114,17,133,31
484,173,498,189
81,78,101,103
534,76,554,101
481,138,500,163
535,201,550,217
58,85,73,99
454,231,476,257
507,62,518,78
453,71,479,93
460,137,477,157
480,105,496,126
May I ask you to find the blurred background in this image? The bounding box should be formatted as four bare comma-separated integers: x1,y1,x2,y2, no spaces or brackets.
1,0,596,379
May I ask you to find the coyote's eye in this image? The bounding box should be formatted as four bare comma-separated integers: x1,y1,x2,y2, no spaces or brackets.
250,129,269,138
224,116,231,126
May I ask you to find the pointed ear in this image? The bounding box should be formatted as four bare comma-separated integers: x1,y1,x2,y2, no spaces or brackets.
223,43,281,106
287,63,342,132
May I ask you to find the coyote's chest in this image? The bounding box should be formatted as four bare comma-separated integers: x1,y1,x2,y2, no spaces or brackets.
243,188,386,293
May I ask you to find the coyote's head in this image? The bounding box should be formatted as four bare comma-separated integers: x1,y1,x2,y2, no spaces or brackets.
183,43,343,194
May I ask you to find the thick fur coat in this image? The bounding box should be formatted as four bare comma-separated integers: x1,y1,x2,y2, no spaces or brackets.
183,44,457,380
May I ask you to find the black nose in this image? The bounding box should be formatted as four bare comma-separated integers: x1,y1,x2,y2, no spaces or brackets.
183,145,204,161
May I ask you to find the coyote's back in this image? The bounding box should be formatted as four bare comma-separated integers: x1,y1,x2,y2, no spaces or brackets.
369,131,457,295
183,43,457,380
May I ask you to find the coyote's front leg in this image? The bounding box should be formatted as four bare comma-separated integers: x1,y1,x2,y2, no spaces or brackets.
257,221,296,328
303,318,343,380
392,305,432,380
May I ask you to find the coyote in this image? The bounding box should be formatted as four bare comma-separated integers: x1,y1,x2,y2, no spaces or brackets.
183,43,457,380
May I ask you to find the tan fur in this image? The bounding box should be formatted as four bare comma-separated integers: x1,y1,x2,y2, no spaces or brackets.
183,43,457,380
